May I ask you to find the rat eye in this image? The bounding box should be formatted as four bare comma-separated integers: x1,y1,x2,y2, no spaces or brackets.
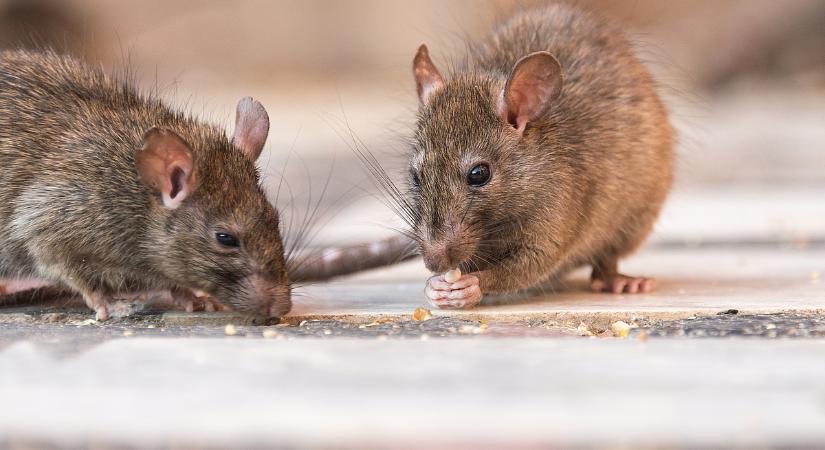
467,163,491,187
215,232,240,248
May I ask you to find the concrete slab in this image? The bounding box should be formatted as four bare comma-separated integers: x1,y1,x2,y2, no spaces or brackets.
2,338,825,448
292,246,825,321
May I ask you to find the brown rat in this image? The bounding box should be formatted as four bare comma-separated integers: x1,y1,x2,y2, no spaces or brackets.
0,50,292,320
406,4,674,308
0,50,422,317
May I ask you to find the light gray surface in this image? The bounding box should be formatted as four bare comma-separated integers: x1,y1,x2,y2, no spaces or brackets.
2,338,825,448
293,246,825,318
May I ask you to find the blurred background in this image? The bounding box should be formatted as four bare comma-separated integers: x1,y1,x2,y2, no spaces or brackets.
1,0,823,249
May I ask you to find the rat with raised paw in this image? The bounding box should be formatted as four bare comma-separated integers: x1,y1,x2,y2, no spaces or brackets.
406,4,673,309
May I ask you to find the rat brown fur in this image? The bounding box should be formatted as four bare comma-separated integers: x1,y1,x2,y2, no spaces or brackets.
0,50,291,319
407,4,673,308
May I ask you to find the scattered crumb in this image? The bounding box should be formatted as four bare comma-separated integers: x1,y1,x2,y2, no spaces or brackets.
611,321,631,338
224,324,238,336
793,237,809,249
122,330,134,337
299,320,308,327
262,329,279,339
577,322,594,337
147,324,156,329
637,330,649,342
363,318,395,327
412,307,433,321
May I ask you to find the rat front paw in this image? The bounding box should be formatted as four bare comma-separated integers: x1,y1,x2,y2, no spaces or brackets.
591,273,655,294
171,289,226,312
83,293,111,321
425,273,482,309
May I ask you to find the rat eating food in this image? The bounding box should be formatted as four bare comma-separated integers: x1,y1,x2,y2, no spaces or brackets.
0,50,291,320
406,4,674,308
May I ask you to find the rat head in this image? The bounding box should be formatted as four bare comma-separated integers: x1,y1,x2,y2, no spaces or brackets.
135,97,291,317
409,44,563,273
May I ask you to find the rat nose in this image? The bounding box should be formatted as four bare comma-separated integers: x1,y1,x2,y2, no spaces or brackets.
243,273,291,317
421,217,469,272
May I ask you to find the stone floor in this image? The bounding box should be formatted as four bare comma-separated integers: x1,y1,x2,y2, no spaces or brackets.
3,338,825,448
1,242,824,448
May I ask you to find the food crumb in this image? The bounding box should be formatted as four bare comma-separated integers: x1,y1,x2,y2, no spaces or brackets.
444,268,461,283
611,320,631,338
577,322,594,337
262,329,279,339
123,330,134,337
412,307,433,321
637,330,649,342
224,324,238,336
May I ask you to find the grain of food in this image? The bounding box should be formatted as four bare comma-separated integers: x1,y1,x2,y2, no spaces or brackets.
224,324,238,336
611,320,631,337
444,268,461,283
262,329,279,339
412,307,433,321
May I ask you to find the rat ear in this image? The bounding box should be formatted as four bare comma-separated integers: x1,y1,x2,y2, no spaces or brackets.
232,96,270,161
135,128,197,209
413,44,444,106
498,51,563,135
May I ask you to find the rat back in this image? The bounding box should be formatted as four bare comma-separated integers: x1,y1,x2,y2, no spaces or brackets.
470,5,674,272
0,51,208,292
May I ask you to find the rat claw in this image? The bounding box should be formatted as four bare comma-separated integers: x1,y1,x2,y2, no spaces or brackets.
592,273,656,295
94,304,110,321
81,291,111,321
425,272,483,309
427,275,452,291
439,299,466,309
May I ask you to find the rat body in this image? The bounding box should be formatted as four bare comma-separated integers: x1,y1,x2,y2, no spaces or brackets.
409,4,674,308
0,50,291,319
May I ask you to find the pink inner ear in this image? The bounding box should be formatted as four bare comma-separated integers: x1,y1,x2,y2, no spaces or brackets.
136,128,196,209
501,52,563,133
169,166,185,199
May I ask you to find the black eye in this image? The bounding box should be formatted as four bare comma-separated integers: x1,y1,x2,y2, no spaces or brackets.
467,163,491,187
216,232,239,248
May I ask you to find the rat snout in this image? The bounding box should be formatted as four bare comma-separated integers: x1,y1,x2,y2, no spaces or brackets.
420,217,473,273
240,272,292,317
